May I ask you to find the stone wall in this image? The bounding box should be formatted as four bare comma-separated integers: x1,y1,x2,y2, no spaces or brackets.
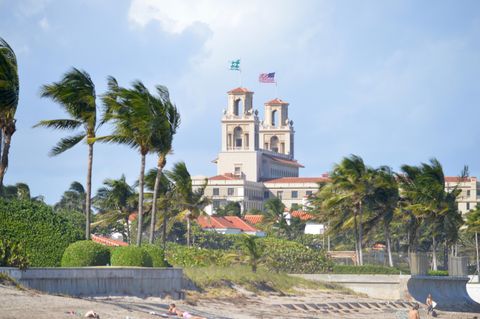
0,267,183,299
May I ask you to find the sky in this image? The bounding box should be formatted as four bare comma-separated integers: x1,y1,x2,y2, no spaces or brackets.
0,0,480,204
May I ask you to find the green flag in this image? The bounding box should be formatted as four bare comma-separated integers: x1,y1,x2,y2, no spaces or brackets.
230,59,240,71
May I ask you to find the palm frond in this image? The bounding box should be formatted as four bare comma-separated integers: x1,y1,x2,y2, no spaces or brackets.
49,132,86,156
33,119,82,130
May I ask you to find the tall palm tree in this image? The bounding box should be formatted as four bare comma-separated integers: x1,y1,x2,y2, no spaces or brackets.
92,175,137,244
100,77,163,245
262,197,289,236
54,181,86,213
148,87,180,244
0,37,19,188
166,161,209,247
34,68,97,240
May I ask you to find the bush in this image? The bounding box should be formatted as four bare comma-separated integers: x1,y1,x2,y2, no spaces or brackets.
260,237,332,273
0,199,82,266
0,239,30,270
111,246,152,267
61,240,110,267
428,269,448,276
332,264,402,274
166,243,237,267
141,244,167,267
193,231,242,250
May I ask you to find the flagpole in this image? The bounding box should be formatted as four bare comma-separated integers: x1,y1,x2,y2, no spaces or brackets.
275,81,278,98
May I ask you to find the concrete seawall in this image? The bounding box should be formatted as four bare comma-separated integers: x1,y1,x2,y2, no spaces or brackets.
292,274,411,300
0,267,183,299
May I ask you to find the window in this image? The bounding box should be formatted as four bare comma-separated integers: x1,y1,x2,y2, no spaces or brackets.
277,191,283,199
467,190,471,197
264,191,270,199
467,202,471,211
291,191,298,198
213,188,219,196
245,133,249,148
233,127,243,148
228,188,234,196
234,165,242,176
306,190,313,196
213,200,221,209
270,136,279,153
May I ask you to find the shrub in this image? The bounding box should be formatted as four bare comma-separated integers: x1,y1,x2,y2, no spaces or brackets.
0,199,82,266
111,246,152,267
332,264,402,274
141,244,167,267
0,239,30,270
260,237,332,273
427,269,448,276
61,240,110,267
166,243,237,267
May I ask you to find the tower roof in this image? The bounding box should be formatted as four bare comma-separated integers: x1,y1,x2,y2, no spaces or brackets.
266,98,288,105
228,87,253,94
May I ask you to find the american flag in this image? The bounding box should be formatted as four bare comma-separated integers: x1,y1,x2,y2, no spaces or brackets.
259,72,275,83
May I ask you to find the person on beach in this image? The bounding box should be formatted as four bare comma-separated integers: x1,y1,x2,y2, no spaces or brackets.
409,303,420,319
426,294,436,316
168,304,207,319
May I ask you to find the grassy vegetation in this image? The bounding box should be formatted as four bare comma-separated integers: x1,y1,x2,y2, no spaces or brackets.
0,273,23,289
332,264,406,274
183,265,350,296
427,270,448,276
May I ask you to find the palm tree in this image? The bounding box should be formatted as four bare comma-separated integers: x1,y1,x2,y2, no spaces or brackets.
166,161,209,247
92,175,137,243
241,235,264,272
34,68,97,240
148,87,180,244
262,197,289,236
466,207,480,282
100,77,164,245
0,38,19,188
54,181,86,213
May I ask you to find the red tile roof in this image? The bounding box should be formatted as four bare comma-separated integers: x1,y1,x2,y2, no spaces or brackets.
445,176,474,183
266,98,288,105
91,234,128,247
228,87,253,94
209,173,242,181
264,177,329,184
244,214,263,225
263,155,304,168
128,213,137,222
291,210,314,221
197,215,258,232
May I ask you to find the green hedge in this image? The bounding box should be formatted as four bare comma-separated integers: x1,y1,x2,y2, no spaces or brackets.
166,243,237,267
111,246,152,267
332,264,402,274
61,240,110,267
427,270,448,276
0,239,30,270
141,244,167,267
260,237,332,273
0,199,82,266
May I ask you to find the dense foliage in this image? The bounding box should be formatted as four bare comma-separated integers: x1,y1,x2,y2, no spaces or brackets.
0,199,82,266
165,243,237,267
141,244,167,267
260,237,333,273
110,246,153,267
0,239,30,270
61,240,110,267
331,264,403,274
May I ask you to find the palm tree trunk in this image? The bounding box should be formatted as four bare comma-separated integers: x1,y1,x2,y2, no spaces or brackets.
85,142,93,240
353,211,360,266
149,153,166,244
476,232,479,283
136,153,146,246
384,220,394,267
358,202,364,266
0,131,13,188
162,214,168,251
432,236,437,271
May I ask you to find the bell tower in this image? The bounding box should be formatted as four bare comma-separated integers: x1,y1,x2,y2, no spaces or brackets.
259,98,295,158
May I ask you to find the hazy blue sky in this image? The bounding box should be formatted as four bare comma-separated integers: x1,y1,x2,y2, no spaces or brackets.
1,0,479,203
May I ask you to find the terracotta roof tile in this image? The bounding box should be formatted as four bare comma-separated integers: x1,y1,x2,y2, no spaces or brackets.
266,98,288,105
445,176,474,183
209,173,242,181
264,177,329,184
244,215,263,225
291,210,314,221
197,216,259,232
228,87,253,94
91,234,128,247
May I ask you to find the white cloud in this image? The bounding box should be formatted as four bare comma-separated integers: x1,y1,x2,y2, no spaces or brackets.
39,16,49,30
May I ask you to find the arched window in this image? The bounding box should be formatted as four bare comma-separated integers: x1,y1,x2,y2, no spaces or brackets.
271,109,278,127
233,98,243,116
270,136,279,153
234,126,243,148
